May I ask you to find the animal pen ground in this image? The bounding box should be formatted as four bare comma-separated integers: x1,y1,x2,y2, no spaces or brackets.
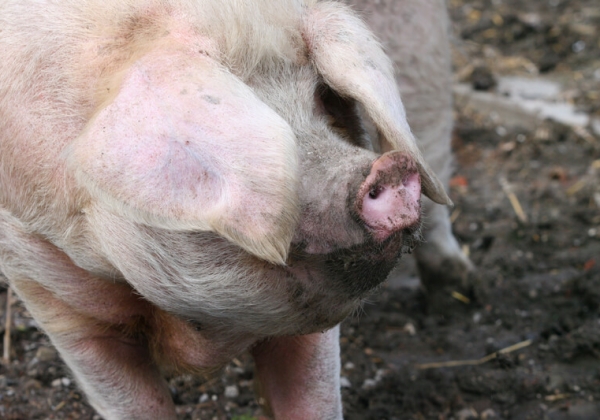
1,0,599,418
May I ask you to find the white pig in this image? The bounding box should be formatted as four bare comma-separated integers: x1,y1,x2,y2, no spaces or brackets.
348,0,474,293
0,0,466,419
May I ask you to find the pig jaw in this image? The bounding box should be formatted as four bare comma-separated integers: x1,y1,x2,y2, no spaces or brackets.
287,225,421,300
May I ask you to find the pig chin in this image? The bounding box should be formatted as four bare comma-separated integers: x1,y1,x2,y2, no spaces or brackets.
287,221,422,302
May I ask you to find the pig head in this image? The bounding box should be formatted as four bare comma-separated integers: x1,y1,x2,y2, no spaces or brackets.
0,1,450,419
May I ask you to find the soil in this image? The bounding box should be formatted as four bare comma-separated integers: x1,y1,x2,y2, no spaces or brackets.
1,0,599,419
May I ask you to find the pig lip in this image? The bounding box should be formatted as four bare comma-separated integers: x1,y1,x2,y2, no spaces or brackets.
288,224,422,300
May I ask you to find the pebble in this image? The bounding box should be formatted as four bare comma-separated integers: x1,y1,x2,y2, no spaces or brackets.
23,379,42,390
224,385,239,399
199,393,209,403
361,379,377,390
35,346,57,363
340,376,351,388
403,322,416,336
456,407,479,420
481,408,499,419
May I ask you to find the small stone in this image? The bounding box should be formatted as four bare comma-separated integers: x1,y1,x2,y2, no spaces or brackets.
340,376,351,388
26,368,39,378
35,346,57,363
481,408,499,419
374,369,387,381
51,378,62,387
471,65,497,91
224,385,239,399
344,362,355,370
23,379,42,391
61,377,71,387
403,322,416,336
362,379,377,390
199,393,209,403
456,407,478,420
572,40,586,53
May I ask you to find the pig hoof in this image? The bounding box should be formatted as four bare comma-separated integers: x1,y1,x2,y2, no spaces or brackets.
415,243,486,314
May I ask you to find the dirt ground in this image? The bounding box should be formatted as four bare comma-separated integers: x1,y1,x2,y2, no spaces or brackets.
1,0,599,419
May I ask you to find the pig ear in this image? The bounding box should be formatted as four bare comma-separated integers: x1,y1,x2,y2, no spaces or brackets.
67,48,299,264
303,3,452,206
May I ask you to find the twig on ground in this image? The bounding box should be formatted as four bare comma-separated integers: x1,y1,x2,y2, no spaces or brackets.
566,179,587,196
450,208,462,224
416,339,533,370
499,177,528,223
572,126,596,145
545,393,570,402
3,287,13,364
451,291,471,304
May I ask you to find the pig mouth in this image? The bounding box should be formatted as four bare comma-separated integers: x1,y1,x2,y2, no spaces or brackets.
287,222,422,300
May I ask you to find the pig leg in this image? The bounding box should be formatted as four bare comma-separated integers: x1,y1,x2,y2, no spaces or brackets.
252,326,342,420
10,278,175,420
0,212,175,420
349,0,475,294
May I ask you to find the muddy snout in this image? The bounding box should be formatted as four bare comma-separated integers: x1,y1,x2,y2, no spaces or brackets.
356,151,422,241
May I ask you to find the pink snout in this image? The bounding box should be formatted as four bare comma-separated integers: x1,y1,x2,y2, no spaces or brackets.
357,151,421,241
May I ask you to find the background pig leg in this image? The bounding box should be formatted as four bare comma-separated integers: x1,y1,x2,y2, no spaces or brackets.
349,0,475,296
252,326,342,420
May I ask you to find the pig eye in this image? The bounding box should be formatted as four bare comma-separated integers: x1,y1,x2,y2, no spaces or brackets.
317,84,370,149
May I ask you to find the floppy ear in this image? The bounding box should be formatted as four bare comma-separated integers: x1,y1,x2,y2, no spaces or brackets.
303,3,452,206
67,47,299,264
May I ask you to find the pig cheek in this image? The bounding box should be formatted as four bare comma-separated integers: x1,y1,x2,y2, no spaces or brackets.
291,210,363,255
282,265,357,332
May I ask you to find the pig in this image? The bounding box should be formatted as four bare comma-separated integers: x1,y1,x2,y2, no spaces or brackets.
0,0,466,419
348,0,475,296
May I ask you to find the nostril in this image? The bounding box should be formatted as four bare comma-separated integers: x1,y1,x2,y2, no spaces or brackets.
369,185,384,199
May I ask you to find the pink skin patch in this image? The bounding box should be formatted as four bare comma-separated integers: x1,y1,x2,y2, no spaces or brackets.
357,151,421,241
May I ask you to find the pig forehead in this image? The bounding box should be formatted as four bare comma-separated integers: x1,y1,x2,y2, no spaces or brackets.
246,63,327,128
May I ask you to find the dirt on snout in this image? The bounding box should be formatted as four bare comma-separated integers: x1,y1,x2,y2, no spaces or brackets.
1,0,600,419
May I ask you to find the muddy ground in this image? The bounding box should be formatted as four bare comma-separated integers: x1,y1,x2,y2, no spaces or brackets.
1,0,599,419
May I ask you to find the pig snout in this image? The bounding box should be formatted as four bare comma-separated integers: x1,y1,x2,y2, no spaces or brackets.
357,151,421,241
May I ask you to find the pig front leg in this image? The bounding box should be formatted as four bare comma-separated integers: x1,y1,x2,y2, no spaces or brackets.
252,326,343,420
10,278,176,420
0,211,175,419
